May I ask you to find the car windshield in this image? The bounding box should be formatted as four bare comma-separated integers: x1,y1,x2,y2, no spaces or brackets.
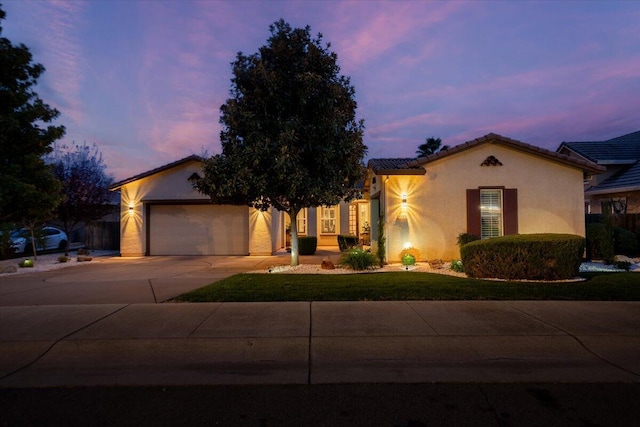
10,229,30,238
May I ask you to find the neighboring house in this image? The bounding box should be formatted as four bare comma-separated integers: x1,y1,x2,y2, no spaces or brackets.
108,155,362,256
363,133,603,262
556,130,640,214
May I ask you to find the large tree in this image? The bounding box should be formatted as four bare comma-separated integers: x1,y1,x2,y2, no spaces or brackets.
0,6,65,226
416,137,448,157
47,142,115,255
196,19,366,265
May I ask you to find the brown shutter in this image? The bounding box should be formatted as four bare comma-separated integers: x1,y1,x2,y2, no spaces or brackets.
466,189,481,236
504,188,518,235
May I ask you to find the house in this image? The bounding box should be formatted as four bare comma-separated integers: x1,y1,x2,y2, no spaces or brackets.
363,133,604,262
109,133,602,260
108,155,365,256
557,130,640,214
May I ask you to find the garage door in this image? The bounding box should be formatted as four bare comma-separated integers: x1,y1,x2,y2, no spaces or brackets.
149,205,249,255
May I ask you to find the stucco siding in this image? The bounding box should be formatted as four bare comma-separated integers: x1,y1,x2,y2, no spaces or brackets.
381,143,586,262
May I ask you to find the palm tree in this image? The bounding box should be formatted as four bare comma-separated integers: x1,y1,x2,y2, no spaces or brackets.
416,137,449,157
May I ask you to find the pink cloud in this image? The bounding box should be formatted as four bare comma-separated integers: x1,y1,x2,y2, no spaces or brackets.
327,1,466,72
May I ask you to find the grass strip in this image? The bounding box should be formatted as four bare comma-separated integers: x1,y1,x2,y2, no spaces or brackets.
175,271,640,302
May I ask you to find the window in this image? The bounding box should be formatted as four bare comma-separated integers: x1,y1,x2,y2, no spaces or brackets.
321,206,337,234
349,205,357,235
297,209,307,235
467,188,517,238
480,189,503,239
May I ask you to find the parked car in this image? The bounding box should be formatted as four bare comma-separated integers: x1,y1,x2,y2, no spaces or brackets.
9,226,68,254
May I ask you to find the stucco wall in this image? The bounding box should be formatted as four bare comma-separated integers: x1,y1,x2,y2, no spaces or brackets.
379,143,586,262
118,160,216,256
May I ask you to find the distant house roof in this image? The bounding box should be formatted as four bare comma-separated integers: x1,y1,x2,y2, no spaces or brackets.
403,133,604,174
556,130,640,195
557,130,640,164
109,155,203,191
586,160,640,195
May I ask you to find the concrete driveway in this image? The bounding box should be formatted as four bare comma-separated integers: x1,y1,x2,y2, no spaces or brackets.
0,254,283,306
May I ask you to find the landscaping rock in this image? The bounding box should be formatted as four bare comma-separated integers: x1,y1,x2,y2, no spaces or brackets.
321,258,335,269
428,259,444,269
77,256,93,262
1,265,18,274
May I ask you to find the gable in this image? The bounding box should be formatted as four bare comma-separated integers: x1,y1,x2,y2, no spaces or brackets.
115,158,207,202
406,133,603,174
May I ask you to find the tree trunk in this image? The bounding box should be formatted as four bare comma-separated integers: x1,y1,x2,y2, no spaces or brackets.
289,208,300,266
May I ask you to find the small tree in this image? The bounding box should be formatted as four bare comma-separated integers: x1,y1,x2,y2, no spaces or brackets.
416,137,449,158
196,20,366,266
0,6,64,240
46,142,114,255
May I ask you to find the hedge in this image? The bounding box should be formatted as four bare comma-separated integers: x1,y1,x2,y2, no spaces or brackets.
460,233,585,280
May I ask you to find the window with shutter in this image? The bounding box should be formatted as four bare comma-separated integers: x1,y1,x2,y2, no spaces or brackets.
480,189,503,239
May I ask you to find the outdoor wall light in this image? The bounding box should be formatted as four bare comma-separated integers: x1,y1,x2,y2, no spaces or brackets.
401,194,408,209
128,204,134,215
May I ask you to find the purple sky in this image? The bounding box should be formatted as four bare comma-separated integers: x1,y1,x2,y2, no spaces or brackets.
4,0,640,180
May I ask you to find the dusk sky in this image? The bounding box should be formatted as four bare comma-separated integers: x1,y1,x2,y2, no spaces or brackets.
3,0,639,181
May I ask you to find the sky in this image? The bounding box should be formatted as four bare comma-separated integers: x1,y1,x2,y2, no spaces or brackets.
3,0,640,181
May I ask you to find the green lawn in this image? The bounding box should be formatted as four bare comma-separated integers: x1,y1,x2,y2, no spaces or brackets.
175,271,640,302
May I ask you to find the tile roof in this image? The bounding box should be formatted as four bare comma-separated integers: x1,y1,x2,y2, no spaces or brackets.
367,158,426,175
586,160,640,195
109,154,204,190
403,133,604,174
557,130,640,164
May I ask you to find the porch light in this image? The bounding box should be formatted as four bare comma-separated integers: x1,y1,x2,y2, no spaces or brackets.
401,194,407,209
128,203,134,215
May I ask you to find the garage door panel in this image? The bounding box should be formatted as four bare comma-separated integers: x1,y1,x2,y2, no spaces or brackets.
149,205,248,255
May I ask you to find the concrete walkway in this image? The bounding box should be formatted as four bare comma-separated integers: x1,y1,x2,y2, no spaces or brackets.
2,301,639,387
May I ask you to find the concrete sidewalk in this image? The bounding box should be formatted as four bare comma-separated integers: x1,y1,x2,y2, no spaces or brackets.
1,301,639,387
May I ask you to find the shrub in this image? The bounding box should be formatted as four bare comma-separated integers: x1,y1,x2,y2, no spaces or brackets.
57,255,70,263
401,253,416,266
457,233,480,247
460,233,585,280
337,235,358,252
399,246,420,263
338,248,378,271
613,227,638,256
586,223,613,263
18,259,34,268
450,260,464,273
298,236,317,255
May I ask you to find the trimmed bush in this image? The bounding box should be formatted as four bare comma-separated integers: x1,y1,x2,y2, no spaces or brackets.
298,236,317,255
614,227,638,256
401,253,416,266
337,235,358,252
460,233,585,280
450,260,464,273
457,233,480,247
586,222,614,263
338,248,378,271
18,259,34,268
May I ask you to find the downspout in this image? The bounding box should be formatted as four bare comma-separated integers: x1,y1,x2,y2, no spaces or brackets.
383,175,389,263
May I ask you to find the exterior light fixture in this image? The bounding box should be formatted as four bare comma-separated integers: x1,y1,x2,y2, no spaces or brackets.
403,241,412,249
128,204,134,215
401,194,408,209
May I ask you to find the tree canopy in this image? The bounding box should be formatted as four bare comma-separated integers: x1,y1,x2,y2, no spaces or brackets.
195,19,367,265
0,6,65,225
416,137,449,157
46,142,115,255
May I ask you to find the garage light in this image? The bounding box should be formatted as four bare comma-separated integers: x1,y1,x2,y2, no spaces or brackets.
128,204,134,215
